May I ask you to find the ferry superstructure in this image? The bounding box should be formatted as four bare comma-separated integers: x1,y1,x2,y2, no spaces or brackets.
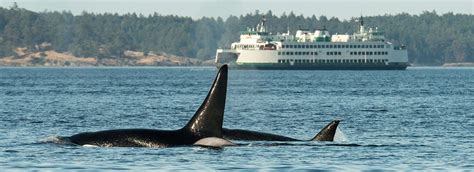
215,17,409,70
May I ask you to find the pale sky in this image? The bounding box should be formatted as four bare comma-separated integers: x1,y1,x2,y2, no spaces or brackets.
1,0,472,19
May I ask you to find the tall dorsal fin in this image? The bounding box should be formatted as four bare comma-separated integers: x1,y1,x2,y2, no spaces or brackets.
311,120,340,141
183,65,228,138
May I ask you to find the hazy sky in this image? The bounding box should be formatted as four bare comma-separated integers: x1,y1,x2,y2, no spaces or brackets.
1,0,472,19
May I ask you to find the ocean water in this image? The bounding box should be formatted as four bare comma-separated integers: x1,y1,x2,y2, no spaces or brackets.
0,67,472,171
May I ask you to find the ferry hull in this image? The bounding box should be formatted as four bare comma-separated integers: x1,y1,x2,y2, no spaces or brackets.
217,63,408,70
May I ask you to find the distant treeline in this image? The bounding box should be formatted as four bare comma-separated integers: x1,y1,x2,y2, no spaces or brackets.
0,4,473,65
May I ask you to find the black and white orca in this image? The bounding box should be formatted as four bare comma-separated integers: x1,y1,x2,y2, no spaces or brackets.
67,65,229,147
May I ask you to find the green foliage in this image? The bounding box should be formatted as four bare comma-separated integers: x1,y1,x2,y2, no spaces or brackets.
0,6,472,64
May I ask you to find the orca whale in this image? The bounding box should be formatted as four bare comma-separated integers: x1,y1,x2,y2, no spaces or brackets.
193,120,340,148
67,65,228,147
222,120,340,142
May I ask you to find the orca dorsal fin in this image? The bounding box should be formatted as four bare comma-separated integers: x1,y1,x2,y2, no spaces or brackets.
311,120,340,141
183,65,228,138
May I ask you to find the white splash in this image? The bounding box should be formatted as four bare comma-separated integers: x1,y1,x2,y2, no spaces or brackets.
334,127,348,142
40,136,72,145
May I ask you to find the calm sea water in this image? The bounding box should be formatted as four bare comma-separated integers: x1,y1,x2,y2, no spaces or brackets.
0,67,472,171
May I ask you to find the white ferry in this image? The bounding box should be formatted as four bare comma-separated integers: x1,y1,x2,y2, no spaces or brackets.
215,16,409,70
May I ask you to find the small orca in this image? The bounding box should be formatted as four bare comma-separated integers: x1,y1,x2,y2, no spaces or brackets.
222,120,340,142
67,65,228,147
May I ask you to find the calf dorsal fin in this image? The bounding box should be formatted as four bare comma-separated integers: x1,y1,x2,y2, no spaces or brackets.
311,120,340,141
183,65,228,138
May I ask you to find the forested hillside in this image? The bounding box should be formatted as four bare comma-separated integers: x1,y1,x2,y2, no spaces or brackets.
0,5,473,65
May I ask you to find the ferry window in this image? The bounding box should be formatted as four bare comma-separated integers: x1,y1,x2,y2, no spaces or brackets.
369,45,373,48
310,52,313,55
337,45,341,48
326,52,329,55
330,52,334,55
317,45,321,48
329,45,333,48
315,52,318,55
282,45,286,48
290,52,294,55
362,52,366,55
285,52,289,55
350,52,353,55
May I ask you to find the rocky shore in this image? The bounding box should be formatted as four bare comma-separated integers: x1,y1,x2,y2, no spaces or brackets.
0,48,214,67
